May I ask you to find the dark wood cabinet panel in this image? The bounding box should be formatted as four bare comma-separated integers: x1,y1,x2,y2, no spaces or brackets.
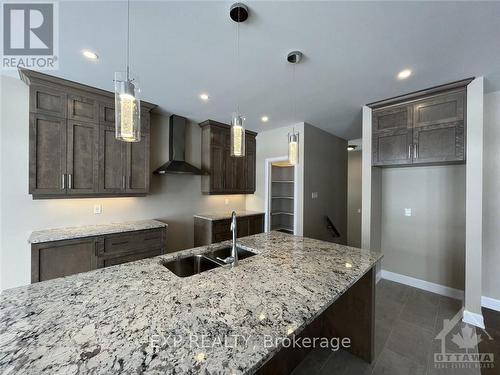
194,213,265,246
126,132,150,193
20,69,156,199
99,126,127,193
29,113,67,195
249,214,264,235
67,94,99,123
372,106,412,166
199,120,257,194
31,227,166,283
31,238,97,282
413,122,465,163
372,106,410,132
29,84,67,118
413,90,464,128
370,82,467,167
67,121,98,194
372,130,412,166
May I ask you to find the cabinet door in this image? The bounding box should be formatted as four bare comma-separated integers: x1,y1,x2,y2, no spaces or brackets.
237,217,250,238
126,132,150,194
99,101,116,127
30,85,67,118
29,113,67,195
99,126,127,193
372,106,413,166
413,122,465,164
245,136,256,193
210,128,226,193
412,91,466,164
31,238,97,283
249,215,264,235
224,133,235,192
67,120,98,194
67,94,99,123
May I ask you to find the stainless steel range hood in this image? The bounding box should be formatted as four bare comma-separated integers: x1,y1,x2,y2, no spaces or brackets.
153,115,204,175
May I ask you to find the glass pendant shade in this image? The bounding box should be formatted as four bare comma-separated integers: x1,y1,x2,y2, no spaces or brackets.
288,131,299,165
231,112,246,157
115,71,141,142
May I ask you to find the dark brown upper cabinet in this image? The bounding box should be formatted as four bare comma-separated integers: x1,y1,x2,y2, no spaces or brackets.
20,69,156,199
369,78,472,167
199,120,257,194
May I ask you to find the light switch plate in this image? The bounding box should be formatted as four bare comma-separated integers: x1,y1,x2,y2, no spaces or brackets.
94,204,102,214
404,208,412,217
312,192,318,199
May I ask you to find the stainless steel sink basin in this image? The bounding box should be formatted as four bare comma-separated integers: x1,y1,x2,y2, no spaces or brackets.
161,247,257,278
161,255,222,278
206,246,257,263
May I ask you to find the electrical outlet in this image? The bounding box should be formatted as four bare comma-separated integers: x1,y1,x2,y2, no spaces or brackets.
357,208,361,214
404,208,412,217
224,198,229,205
312,192,318,199
94,204,102,214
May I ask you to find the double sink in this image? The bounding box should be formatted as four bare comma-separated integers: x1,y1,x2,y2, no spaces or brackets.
161,245,257,278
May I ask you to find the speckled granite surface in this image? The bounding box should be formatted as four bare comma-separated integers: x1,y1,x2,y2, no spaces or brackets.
28,220,168,244
194,210,264,221
1,232,382,374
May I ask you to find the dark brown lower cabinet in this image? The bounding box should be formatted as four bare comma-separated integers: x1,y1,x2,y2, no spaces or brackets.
194,213,265,247
31,227,167,283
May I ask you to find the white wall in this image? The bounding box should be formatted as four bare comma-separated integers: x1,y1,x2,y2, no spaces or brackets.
0,75,246,290
303,124,347,243
483,90,500,301
380,165,466,290
246,123,305,236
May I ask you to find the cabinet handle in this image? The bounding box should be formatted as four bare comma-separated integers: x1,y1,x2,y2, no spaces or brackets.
408,144,412,159
414,144,418,159
68,174,72,189
61,174,66,190
122,176,126,189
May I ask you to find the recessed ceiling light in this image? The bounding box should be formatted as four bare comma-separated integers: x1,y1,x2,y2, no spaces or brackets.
397,69,412,80
200,93,209,101
261,116,269,123
82,49,98,60
347,145,357,151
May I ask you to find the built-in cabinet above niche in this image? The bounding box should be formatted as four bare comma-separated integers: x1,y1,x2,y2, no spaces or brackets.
19,69,157,199
199,120,257,194
369,78,473,167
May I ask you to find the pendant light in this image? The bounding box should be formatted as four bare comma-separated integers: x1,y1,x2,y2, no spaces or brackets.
115,0,141,142
287,51,302,165
229,3,249,157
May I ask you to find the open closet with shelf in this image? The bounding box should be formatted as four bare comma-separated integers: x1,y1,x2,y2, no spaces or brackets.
270,163,295,234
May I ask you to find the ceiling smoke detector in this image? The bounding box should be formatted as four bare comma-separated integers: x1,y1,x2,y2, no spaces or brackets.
230,3,249,22
287,51,303,64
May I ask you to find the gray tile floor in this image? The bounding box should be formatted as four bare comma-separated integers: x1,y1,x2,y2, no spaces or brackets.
291,279,489,375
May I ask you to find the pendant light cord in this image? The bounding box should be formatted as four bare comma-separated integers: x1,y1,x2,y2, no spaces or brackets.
126,0,130,81
292,62,296,133
236,7,240,114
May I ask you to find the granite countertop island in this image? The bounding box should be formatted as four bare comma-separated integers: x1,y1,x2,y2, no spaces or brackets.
1,232,381,374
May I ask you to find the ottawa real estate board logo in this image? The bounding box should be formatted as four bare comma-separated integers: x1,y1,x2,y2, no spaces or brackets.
2,1,58,70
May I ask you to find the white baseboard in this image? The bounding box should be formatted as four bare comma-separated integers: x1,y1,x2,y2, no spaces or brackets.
380,270,464,300
463,310,485,329
482,296,500,312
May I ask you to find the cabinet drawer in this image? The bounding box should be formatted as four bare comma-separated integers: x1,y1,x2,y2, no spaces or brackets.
98,229,164,256
98,248,162,268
